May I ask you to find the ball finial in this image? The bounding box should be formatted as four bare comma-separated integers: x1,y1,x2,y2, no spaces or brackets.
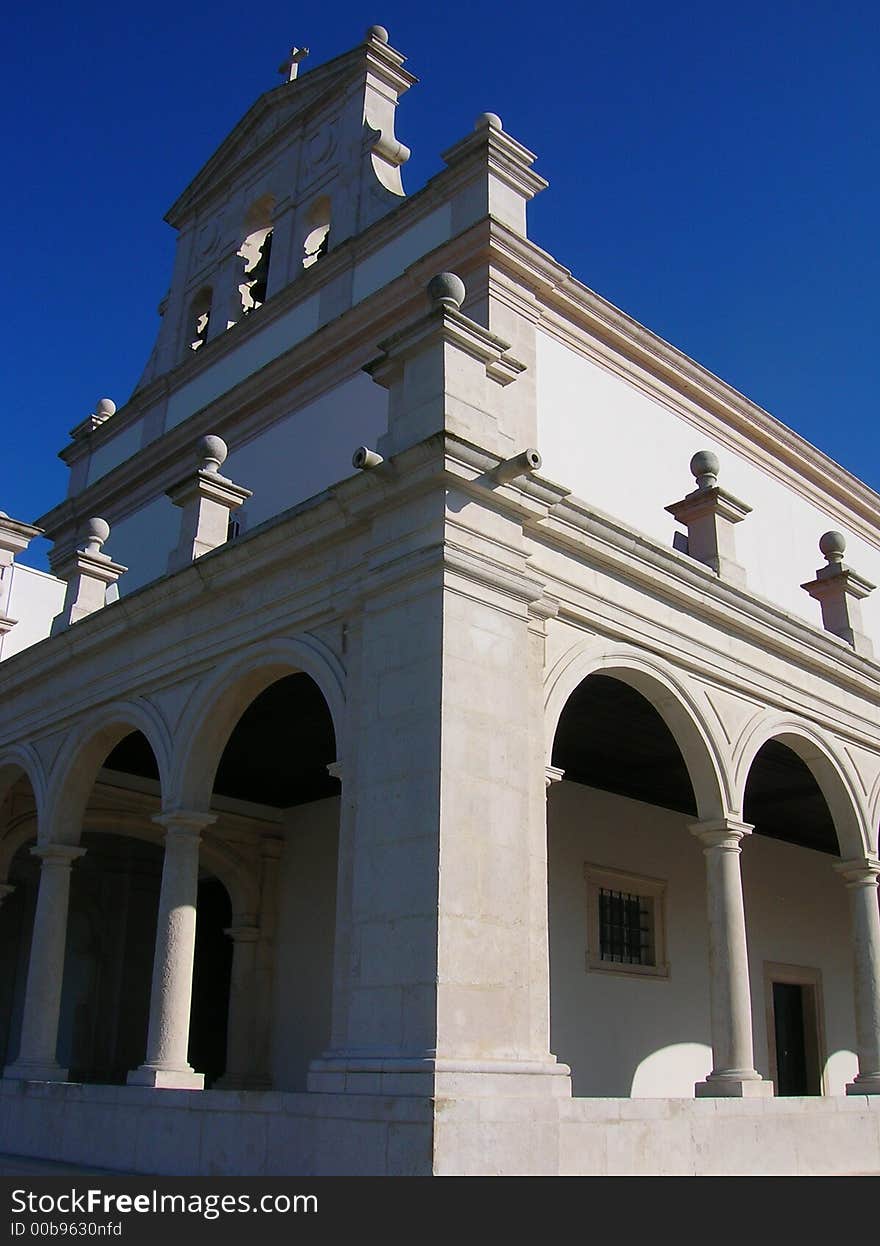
83,516,110,554
367,25,389,43
690,450,720,490
427,272,466,312
95,398,116,419
197,434,228,473
819,530,847,564
475,112,503,131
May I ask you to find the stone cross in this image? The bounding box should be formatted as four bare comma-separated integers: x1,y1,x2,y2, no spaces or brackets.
278,46,309,82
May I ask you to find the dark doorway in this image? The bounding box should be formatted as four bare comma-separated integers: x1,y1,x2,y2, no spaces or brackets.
189,876,233,1087
771,979,822,1095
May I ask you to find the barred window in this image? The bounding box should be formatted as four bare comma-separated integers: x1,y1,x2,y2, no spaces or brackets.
585,866,668,979
598,888,655,966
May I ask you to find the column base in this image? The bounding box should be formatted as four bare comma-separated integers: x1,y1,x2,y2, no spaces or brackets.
3,1061,70,1083
846,1075,880,1096
127,1065,204,1090
308,1054,572,1098
695,1072,774,1098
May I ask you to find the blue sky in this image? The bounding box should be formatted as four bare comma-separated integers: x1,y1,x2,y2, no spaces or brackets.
4,2,878,567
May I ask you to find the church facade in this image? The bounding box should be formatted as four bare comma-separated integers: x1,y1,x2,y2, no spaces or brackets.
1,26,879,1175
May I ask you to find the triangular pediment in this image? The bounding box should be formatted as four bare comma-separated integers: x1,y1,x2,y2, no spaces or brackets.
166,43,409,227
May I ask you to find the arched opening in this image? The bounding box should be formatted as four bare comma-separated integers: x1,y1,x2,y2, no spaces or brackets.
189,876,233,1086
547,672,712,1097
59,831,162,1083
186,286,212,353
9,724,235,1087
0,764,41,1071
740,736,858,1096
238,195,275,313
0,840,38,1071
200,670,340,1091
302,196,331,270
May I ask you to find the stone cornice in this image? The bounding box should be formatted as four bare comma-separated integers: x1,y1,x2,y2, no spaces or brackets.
40,220,495,549
6,433,880,758
485,223,880,551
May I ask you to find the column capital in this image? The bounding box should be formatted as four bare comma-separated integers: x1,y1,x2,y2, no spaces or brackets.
326,761,344,782
31,843,87,868
834,855,880,888
545,765,565,789
225,923,260,943
0,883,15,905
152,810,216,838
689,817,753,850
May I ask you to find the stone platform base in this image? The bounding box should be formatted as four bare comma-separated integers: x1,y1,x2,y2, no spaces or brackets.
1,1080,878,1176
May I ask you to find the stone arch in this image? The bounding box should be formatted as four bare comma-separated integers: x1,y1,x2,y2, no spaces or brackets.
733,713,868,858
43,698,173,846
0,816,38,882
544,639,730,821
170,633,346,811
75,808,260,919
866,770,880,857
0,745,47,825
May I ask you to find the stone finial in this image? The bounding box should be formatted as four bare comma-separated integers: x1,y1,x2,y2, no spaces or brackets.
665,450,751,586
475,113,503,131
52,517,127,632
166,435,252,573
82,517,110,555
366,24,389,42
690,449,719,491
69,397,117,442
427,272,466,312
819,530,847,566
801,531,875,657
197,435,228,474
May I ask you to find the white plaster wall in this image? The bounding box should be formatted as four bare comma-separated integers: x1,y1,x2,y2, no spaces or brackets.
741,831,859,1094
271,797,339,1092
85,419,144,486
0,564,65,660
352,206,452,304
225,375,387,529
90,376,386,600
165,295,321,433
536,333,880,644
548,781,858,1097
103,495,181,595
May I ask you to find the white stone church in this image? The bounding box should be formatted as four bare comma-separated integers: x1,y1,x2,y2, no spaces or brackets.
1,26,879,1176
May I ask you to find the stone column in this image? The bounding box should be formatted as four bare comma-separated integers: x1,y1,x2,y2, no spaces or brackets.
834,856,880,1094
3,844,85,1082
128,811,215,1089
690,819,772,1097
214,922,261,1090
